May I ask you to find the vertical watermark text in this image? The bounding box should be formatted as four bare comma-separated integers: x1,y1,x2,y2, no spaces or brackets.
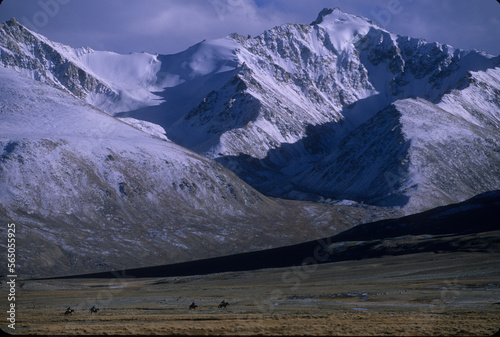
6,222,16,331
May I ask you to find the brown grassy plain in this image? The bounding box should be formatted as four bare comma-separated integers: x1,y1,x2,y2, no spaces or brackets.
5,251,500,336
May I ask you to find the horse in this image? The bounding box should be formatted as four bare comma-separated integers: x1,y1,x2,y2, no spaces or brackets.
189,301,198,310
89,306,99,314
218,300,229,309
64,307,75,316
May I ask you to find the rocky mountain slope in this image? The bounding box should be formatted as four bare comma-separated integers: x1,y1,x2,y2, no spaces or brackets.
0,66,396,278
2,9,499,213
48,190,500,279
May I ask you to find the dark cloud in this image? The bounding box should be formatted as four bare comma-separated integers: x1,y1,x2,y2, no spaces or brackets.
0,0,498,55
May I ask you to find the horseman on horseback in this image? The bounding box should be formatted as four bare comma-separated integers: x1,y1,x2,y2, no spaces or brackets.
218,300,229,309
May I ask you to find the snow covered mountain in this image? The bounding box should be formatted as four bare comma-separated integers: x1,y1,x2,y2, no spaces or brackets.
166,8,500,213
0,66,396,278
168,8,500,212
2,8,500,217
0,17,165,112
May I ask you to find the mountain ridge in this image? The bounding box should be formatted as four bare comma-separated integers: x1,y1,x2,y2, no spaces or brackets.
2,9,499,211
1,8,500,277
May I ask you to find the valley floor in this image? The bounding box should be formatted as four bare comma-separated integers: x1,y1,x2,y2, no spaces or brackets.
8,251,500,336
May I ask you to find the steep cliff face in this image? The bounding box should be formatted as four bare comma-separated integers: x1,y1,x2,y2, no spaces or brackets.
0,18,169,114
170,8,498,163
0,18,114,99
164,8,500,211
297,94,500,212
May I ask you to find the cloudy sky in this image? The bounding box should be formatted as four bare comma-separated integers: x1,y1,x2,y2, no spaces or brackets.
1,0,499,55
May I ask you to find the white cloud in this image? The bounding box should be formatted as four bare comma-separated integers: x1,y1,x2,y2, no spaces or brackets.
60,0,282,53
1,0,498,55
121,0,287,52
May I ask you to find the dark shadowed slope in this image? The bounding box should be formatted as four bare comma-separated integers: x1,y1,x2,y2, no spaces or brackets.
40,190,500,280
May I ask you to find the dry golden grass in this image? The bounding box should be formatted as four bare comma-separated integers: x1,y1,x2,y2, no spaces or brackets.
9,252,500,335
14,310,500,336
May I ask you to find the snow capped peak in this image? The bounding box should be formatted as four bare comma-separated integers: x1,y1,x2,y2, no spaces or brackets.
5,17,19,27
175,37,239,78
311,7,375,28
310,8,338,25
1,16,55,48
312,8,382,51
0,19,170,113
